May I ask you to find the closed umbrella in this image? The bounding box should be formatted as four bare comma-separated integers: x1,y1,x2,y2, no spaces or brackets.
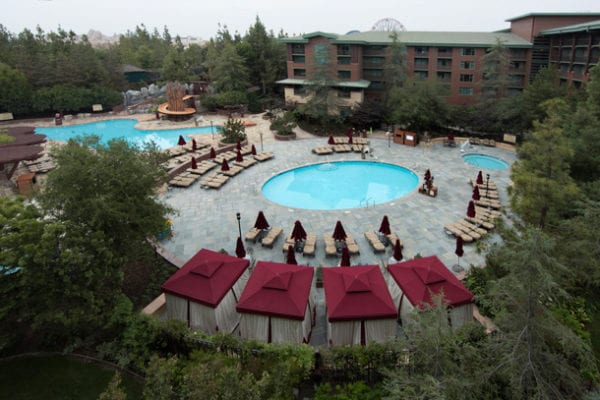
424,169,431,182
454,236,464,272
378,215,391,236
178,135,186,146
291,220,307,242
251,144,257,155
236,140,242,151
476,170,483,185
286,245,297,265
332,221,347,241
221,159,230,171
192,138,197,152
236,236,246,258
472,186,481,201
209,146,216,159
392,239,403,262
236,149,243,162
340,246,351,267
191,157,198,169
467,200,476,218
328,135,335,145
348,135,353,144
254,211,270,230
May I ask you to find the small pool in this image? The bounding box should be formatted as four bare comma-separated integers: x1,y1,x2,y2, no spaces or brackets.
35,119,219,150
462,153,509,170
261,161,419,210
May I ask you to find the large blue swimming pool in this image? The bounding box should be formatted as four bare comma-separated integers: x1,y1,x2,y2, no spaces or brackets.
261,161,419,210
35,119,218,150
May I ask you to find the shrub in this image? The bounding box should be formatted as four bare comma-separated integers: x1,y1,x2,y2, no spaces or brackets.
270,111,297,136
221,118,247,144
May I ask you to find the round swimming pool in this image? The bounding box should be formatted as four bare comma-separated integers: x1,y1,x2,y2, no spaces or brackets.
462,153,509,170
261,161,419,210
35,119,219,150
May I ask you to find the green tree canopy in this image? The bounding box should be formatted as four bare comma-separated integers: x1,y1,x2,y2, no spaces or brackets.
0,62,32,115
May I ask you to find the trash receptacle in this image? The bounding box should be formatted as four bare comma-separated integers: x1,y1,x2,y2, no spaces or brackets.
393,129,404,144
16,173,37,197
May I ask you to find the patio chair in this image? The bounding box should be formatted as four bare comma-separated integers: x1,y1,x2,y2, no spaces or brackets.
245,227,262,242
345,234,360,255
323,235,338,257
261,226,282,248
364,231,386,253
303,234,317,257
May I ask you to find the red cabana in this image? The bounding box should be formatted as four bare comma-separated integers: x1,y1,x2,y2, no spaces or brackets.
178,135,186,146
221,159,230,171
386,255,474,327
237,261,315,343
332,221,347,241
161,248,250,334
378,215,391,236
209,146,216,159
322,265,397,345
254,211,270,230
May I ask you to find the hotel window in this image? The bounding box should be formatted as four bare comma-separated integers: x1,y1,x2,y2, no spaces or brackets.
291,44,305,54
292,55,305,63
314,44,328,65
459,74,474,82
461,48,475,56
437,47,451,55
415,47,429,55
459,87,473,95
364,69,383,78
338,57,351,65
338,70,351,79
293,68,306,77
414,71,428,79
437,59,452,68
338,88,352,98
370,81,384,89
364,56,384,65
337,45,351,56
460,61,475,69
437,71,451,81
414,58,429,68
293,86,306,96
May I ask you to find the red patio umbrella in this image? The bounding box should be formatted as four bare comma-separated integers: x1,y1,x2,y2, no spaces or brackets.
221,159,230,171
467,200,476,218
448,132,455,141
286,245,298,265
251,144,257,155
291,220,307,242
236,236,246,258
424,169,432,182
192,138,197,151
392,239,403,262
455,236,464,270
340,246,351,267
236,149,243,162
378,215,391,236
472,186,481,201
332,221,347,241
476,170,483,185
209,146,216,159
254,211,270,230
236,140,242,151
178,135,186,146
191,157,198,169
348,135,353,144
346,127,353,136
328,135,335,145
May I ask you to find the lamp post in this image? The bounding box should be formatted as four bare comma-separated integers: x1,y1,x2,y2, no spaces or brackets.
236,212,242,239
210,120,214,141
387,130,391,148
259,131,264,152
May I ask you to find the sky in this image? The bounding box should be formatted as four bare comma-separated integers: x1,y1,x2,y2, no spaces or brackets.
3,0,600,40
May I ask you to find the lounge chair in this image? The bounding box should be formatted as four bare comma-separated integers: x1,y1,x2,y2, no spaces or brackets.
474,198,501,210
233,158,257,168
323,235,338,257
254,152,274,162
443,224,475,243
345,234,360,255
364,231,386,253
465,216,495,230
282,233,296,252
245,227,262,242
456,220,487,237
303,234,317,257
220,165,244,177
261,226,282,248
312,146,334,155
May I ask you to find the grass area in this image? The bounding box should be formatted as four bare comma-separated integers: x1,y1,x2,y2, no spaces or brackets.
0,355,143,400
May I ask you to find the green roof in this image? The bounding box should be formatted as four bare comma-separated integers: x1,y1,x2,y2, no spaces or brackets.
506,12,600,22
276,78,371,89
332,31,532,48
540,19,600,35
280,31,338,43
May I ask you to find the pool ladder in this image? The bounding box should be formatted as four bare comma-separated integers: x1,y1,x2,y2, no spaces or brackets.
359,197,373,208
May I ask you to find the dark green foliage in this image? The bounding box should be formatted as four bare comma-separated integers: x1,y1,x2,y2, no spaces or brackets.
348,100,387,130
98,372,128,400
314,381,384,400
0,62,32,115
270,111,297,135
32,84,122,113
220,118,247,143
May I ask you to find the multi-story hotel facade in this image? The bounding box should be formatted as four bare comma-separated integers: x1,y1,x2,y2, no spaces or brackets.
277,13,600,111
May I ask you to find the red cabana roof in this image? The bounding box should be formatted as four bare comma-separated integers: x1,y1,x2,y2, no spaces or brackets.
161,248,249,307
322,265,396,322
387,255,473,309
236,261,314,320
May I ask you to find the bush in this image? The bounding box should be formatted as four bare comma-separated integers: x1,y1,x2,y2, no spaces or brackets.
216,90,247,107
221,118,247,144
31,85,121,114
270,111,297,136
200,94,218,111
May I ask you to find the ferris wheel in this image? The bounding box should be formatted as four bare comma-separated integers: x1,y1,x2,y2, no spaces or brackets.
372,18,407,32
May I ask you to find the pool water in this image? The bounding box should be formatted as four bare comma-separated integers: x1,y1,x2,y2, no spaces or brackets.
462,153,509,170
35,119,218,150
262,161,419,210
